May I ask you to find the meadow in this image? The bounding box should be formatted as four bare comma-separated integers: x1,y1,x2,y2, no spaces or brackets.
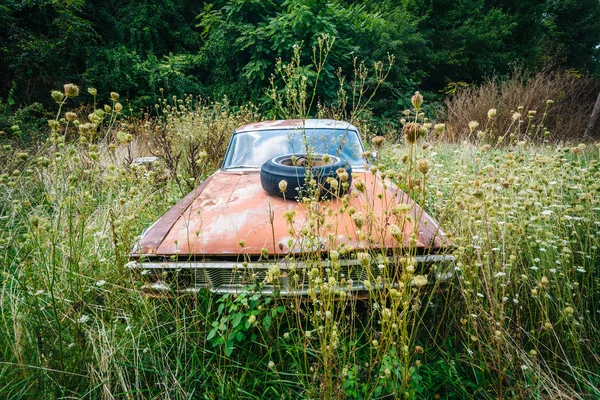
0,79,599,399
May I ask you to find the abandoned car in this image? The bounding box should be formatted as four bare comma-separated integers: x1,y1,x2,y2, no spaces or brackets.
130,119,454,295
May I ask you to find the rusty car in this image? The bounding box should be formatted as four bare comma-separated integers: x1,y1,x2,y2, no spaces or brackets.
129,119,454,295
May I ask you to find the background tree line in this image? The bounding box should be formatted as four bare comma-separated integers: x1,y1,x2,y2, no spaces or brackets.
1,0,599,120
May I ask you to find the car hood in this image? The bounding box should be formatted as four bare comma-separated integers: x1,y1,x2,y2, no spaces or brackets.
133,170,450,258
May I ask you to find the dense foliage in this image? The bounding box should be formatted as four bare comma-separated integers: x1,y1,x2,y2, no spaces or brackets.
1,0,600,120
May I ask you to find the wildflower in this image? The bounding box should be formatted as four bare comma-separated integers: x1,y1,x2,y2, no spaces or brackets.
512,112,522,121
63,83,79,97
248,315,256,324
412,275,428,288
494,272,506,278
411,91,423,109
110,92,120,101
546,99,554,106
434,123,445,133
357,252,371,267
468,121,479,131
95,280,106,287
114,102,123,113
87,87,97,96
415,345,424,354
487,108,497,119
78,315,90,324
268,360,275,370
65,112,77,121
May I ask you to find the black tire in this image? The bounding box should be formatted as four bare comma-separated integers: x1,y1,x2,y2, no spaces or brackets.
260,154,352,200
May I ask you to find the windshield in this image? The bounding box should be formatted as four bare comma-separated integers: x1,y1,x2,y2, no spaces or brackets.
222,128,365,169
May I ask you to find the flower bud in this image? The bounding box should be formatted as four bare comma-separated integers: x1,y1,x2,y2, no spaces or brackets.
278,180,288,193
411,91,423,109
114,102,123,113
487,108,497,119
110,92,120,101
87,87,97,96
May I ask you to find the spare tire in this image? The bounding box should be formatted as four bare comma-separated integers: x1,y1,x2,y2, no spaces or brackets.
260,154,352,200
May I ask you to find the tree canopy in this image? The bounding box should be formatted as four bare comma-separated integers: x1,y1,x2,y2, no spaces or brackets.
1,0,599,117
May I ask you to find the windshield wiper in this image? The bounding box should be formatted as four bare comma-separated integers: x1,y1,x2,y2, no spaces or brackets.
224,165,259,169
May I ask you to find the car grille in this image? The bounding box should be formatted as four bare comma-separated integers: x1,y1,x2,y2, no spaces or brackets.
133,254,455,295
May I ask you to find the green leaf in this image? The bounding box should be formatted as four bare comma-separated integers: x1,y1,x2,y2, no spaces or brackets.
232,312,243,328
207,328,217,341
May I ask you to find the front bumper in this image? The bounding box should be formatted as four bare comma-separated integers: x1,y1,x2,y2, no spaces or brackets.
129,254,455,296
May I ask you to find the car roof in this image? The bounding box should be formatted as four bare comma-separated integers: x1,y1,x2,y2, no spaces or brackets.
234,119,359,133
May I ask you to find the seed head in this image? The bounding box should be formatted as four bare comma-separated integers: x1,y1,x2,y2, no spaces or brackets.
403,123,421,144
487,108,497,119
87,87,97,96
411,91,423,109
51,90,64,103
48,120,60,130
512,112,522,121
65,112,77,121
417,159,431,175
110,92,120,101
371,135,385,149
468,121,479,131
546,99,554,106
63,84,79,97
354,179,366,193
434,123,445,133
336,168,349,182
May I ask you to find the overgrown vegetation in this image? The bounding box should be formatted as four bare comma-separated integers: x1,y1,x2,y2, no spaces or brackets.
2,0,600,127
0,43,599,397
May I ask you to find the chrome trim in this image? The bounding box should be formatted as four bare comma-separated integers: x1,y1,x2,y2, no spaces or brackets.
135,255,455,295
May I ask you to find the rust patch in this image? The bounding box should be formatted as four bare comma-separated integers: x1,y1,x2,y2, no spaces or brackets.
138,170,452,258
136,175,213,255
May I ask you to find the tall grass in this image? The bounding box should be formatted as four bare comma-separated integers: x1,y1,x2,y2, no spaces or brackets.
0,72,599,398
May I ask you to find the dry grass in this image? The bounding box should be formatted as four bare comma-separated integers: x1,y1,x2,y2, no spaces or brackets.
442,69,600,142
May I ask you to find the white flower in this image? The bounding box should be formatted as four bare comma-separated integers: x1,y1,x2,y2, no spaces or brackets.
96,280,106,287
476,292,485,298
494,272,506,278
78,315,90,324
